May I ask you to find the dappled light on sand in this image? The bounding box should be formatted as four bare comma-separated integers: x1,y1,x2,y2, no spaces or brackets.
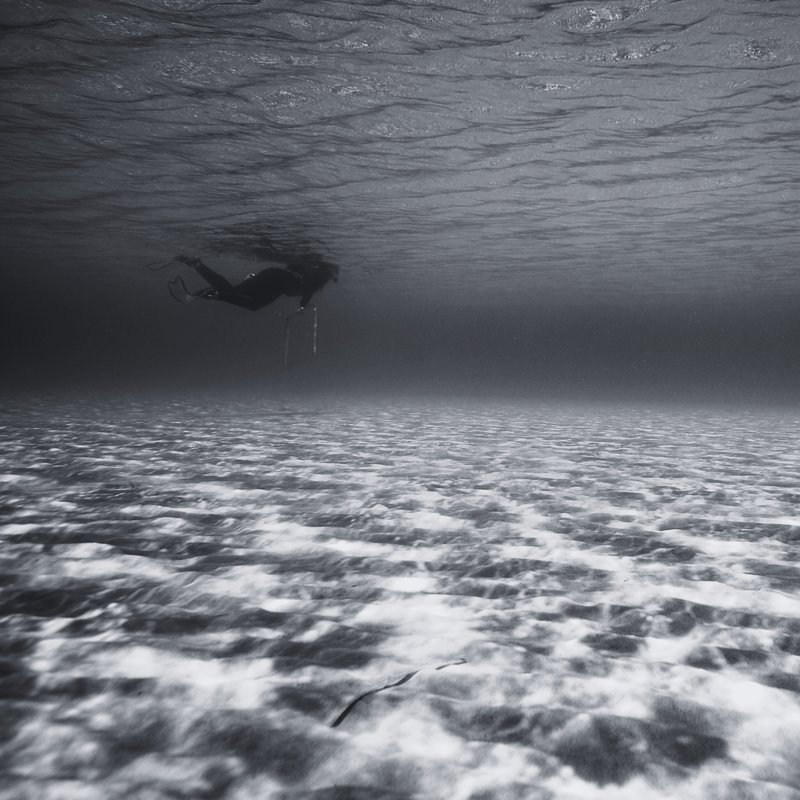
2,399,800,799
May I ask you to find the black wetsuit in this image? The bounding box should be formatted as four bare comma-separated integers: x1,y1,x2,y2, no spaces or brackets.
187,258,337,311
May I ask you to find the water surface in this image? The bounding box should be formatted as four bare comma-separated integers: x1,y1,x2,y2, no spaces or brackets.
2,0,798,305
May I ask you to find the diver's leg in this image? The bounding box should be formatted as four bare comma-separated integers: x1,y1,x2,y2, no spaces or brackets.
209,290,264,311
175,256,234,291
167,277,220,304
234,268,300,308
173,260,296,311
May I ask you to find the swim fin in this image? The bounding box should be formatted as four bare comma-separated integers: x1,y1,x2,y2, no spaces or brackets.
167,276,195,303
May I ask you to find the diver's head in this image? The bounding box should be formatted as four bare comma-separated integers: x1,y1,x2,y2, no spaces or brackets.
313,262,338,282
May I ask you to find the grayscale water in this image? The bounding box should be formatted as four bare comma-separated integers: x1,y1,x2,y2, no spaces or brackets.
2,0,799,306
2,1,800,798
2,398,800,799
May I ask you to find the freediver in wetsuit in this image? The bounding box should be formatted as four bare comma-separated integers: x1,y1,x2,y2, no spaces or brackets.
170,255,338,311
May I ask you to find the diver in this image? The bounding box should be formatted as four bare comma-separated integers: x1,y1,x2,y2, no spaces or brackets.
168,255,338,311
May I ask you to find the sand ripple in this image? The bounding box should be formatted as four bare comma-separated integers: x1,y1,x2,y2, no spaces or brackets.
1,398,799,799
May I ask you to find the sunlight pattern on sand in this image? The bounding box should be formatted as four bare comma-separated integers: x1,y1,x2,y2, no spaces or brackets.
1,399,800,799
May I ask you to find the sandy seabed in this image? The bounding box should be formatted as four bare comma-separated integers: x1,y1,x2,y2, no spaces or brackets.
1,397,800,800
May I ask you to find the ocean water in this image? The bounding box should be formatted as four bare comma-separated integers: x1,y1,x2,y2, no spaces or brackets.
2,397,800,799
2,0,799,304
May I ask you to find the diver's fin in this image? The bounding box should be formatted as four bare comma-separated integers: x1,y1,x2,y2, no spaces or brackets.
167,276,195,303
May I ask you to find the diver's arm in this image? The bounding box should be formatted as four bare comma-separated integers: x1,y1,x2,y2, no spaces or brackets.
297,290,314,310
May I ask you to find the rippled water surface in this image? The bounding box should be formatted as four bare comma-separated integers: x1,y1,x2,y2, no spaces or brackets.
2,398,800,798
2,0,799,303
